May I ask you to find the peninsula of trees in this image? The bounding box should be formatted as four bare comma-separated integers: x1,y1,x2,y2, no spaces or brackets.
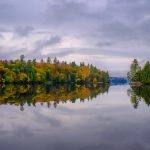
128,59,150,85
0,55,110,84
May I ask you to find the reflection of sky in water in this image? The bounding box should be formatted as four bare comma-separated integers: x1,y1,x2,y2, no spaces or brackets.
0,85,150,150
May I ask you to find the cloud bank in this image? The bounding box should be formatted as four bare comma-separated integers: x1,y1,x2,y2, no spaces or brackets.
0,0,150,76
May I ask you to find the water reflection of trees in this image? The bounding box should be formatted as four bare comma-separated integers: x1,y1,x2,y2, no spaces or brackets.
0,84,109,111
128,86,150,109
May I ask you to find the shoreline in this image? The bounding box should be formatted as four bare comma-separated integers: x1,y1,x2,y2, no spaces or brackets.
129,82,142,87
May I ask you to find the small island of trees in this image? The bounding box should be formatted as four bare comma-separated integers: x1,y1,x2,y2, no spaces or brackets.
0,55,110,84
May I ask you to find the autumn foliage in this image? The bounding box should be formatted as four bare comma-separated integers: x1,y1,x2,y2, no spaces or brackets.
0,55,110,84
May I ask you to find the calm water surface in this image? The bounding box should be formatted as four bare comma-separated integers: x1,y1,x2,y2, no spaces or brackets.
0,84,150,150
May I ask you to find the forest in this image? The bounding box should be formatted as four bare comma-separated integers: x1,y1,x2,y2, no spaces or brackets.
128,59,150,85
0,55,110,84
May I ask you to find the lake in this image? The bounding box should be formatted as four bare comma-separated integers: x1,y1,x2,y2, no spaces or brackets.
0,84,150,150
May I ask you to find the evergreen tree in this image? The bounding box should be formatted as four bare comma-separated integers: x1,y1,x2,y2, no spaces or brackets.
20,55,25,64
47,57,51,64
129,59,140,82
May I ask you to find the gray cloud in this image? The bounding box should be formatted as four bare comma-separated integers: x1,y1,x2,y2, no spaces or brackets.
96,41,113,47
25,35,63,58
35,35,61,50
0,2,14,23
0,0,45,25
46,1,90,25
44,0,150,51
14,26,34,37
26,49,74,60
0,35,71,60
0,46,28,60
0,33,4,39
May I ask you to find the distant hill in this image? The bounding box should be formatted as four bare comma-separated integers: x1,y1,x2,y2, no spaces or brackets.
110,77,128,85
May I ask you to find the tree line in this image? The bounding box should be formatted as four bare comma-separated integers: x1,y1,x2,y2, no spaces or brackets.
128,59,150,85
0,55,110,84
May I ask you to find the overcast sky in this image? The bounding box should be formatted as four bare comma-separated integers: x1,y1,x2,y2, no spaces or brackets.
0,0,150,76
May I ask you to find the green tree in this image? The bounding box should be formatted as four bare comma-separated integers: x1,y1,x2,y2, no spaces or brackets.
129,59,140,82
20,55,25,64
47,57,51,64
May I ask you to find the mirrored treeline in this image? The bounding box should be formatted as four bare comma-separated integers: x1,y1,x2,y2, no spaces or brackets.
128,85,150,109
0,84,109,111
